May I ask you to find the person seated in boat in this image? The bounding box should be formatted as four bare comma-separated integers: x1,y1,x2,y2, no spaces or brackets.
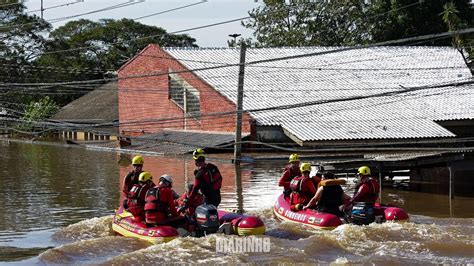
347,166,380,206
289,162,317,212
303,172,350,217
122,155,145,198
278,154,301,198
126,171,155,222
311,166,324,188
144,174,180,226
176,183,204,217
185,149,223,208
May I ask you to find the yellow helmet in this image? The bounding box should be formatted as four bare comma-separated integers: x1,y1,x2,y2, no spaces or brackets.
132,155,144,165
138,171,153,182
358,166,371,176
192,149,205,160
300,162,311,173
289,153,300,163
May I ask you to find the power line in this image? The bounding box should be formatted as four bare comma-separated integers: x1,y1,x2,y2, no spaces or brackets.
0,1,144,31
48,0,144,24
26,0,84,14
3,27,472,88
133,0,207,21
16,78,466,131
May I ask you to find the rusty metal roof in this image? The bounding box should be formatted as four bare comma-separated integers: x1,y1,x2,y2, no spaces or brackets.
123,129,248,155
164,46,473,141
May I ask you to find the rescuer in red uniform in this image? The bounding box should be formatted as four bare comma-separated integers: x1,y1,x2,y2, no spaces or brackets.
278,153,301,198
176,183,204,217
184,149,222,209
144,174,179,226
126,171,155,222
122,155,145,198
350,166,380,205
289,162,317,211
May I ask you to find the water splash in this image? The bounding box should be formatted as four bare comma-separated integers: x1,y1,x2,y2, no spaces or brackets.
51,216,114,243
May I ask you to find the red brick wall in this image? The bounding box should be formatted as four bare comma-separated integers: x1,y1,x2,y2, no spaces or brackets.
118,44,253,136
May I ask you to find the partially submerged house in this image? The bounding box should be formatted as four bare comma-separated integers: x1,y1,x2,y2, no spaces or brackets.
118,45,474,148
52,82,118,141
116,45,474,195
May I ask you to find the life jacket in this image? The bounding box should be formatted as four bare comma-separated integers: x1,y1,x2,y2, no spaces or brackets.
289,176,314,205
289,177,304,193
319,179,346,187
144,186,170,215
354,178,380,204
195,163,222,192
126,183,150,218
123,170,143,196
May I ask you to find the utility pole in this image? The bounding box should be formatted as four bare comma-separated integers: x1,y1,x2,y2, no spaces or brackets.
234,43,246,164
41,0,44,19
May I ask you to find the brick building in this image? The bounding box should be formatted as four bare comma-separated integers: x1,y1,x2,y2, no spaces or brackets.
118,44,253,137
118,45,474,148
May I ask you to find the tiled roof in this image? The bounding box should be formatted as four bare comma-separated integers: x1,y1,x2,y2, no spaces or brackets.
164,47,473,141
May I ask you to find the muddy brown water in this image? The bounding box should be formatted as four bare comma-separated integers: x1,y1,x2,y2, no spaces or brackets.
0,140,473,264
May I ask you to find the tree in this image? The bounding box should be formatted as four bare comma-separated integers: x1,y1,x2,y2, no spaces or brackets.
20,96,59,132
242,0,370,47
367,0,474,46
441,1,473,70
243,1,474,49
0,0,51,111
36,18,197,79
33,18,198,106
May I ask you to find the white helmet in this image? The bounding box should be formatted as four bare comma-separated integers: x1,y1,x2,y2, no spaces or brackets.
160,174,173,184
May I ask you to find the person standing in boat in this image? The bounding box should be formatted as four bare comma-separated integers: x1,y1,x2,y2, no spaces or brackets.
184,149,223,208
122,155,145,198
126,171,155,222
144,174,179,226
349,166,380,206
303,171,350,217
289,162,317,211
278,153,301,198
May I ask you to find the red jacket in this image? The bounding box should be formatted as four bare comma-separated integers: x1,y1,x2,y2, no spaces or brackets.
144,185,179,225
187,163,222,206
278,164,301,190
176,192,204,216
351,178,380,205
289,175,317,206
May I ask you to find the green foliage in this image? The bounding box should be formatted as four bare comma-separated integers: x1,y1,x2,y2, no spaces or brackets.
0,0,51,109
367,0,473,46
243,0,370,47
36,18,197,79
32,18,198,107
20,96,59,132
244,0,474,48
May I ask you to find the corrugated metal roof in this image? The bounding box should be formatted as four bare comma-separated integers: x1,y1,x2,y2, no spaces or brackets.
124,129,247,154
164,47,473,141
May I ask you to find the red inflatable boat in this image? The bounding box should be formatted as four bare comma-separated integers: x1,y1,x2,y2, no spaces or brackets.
113,205,265,244
274,194,409,230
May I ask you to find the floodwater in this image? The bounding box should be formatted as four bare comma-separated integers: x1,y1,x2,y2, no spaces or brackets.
0,140,473,264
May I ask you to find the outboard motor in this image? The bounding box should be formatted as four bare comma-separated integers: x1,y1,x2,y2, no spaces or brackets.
351,202,375,225
194,204,220,235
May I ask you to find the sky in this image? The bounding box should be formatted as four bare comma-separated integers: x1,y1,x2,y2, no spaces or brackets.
24,0,262,47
